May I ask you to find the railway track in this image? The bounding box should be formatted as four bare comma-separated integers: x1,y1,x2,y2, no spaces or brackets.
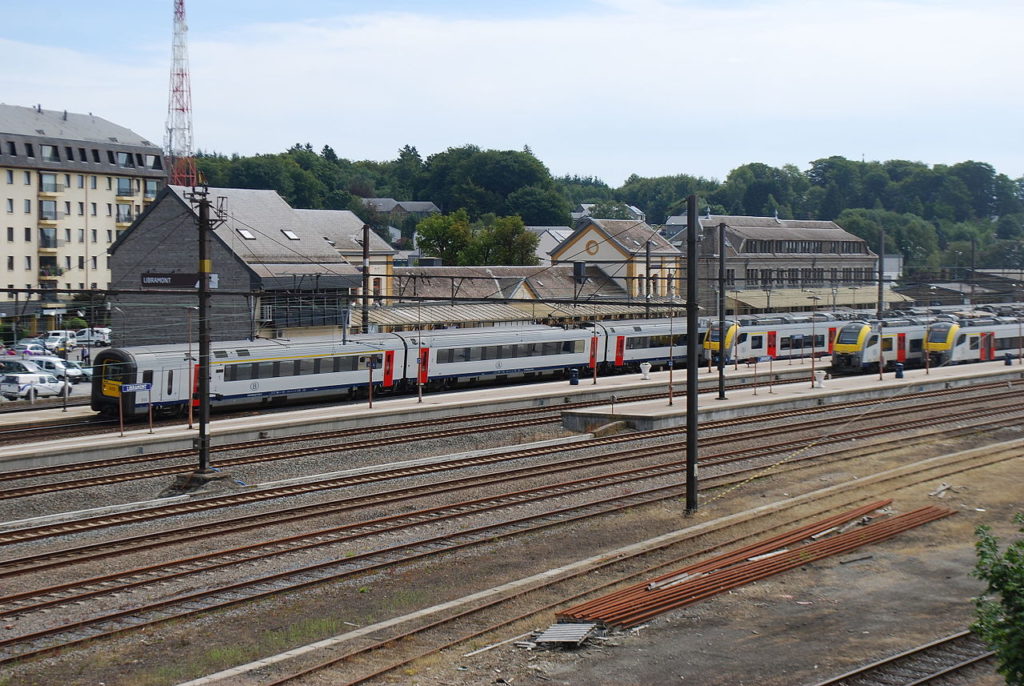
3,391,1018,547
0,381,1013,501
808,630,995,685
0,398,1018,669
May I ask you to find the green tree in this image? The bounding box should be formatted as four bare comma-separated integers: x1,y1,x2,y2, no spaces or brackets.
462,215,539,265
505,184,571,225
416,209,473,265
972,513,1024,685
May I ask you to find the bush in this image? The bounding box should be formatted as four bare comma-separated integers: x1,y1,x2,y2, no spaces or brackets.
972,512,1024,685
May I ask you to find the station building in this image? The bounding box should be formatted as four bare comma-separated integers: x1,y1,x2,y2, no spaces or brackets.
108,186,393,346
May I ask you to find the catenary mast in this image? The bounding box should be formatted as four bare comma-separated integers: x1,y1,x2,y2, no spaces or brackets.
165,0,197,186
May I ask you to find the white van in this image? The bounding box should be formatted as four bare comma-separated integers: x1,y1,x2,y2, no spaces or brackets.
30,356,83,383
1,373,68,400
76,327,111,346
43,330,78,351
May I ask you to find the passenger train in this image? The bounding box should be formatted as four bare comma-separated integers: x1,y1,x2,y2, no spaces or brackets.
91,318,706,418
92,309,1024,419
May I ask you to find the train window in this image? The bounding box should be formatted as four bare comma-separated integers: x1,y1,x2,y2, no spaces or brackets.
867,336,877,347
213,350,228,359
502,345,518,359
909,340,922,353
517,343,536,356
297,358,316,375
236,349,251,357
166,370,173,396
542,342,560,356
737,333,747,344
969,337,979,350
881,338,893,352
229,363,254,381
483,346,502,360
573,340,585,353
468,347,483,362
957,335,967,346
780,337,791,350
836,328,862,344
749,335,763,349
256,361,275,378
142,369,153,385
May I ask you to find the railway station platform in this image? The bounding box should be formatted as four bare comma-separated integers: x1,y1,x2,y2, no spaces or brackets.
3,358,1022,471
561,359,1024,432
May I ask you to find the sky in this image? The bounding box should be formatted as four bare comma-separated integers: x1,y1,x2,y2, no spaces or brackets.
1,0,1022,187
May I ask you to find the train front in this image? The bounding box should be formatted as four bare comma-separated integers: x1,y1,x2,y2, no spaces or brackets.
923,321,958,367
830,321,873,373
702,320,738,364
90,347,138,416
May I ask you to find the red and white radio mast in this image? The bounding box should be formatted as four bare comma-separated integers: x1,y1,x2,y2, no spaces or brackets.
165,0,198,186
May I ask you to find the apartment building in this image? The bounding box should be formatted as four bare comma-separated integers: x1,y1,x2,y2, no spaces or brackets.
1,104,166,305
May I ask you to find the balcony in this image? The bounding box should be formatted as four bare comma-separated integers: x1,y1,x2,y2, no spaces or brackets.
115,186,138,199
39,266,65,280
38,232,63,254
38,181,65,195
115,212,134,226
38,209,64,224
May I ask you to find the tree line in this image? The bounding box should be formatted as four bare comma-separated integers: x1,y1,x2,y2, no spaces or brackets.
197,145,1024,273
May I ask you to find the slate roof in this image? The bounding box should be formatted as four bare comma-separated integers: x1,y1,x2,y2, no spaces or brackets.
294,209,394,254
574,218,679,256
699,215,863,242
0,103,158,147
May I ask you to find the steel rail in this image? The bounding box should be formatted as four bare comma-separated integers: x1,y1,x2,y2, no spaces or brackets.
2,395,1020,553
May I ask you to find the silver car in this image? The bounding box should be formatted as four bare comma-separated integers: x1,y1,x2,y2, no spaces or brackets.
29,356,84,384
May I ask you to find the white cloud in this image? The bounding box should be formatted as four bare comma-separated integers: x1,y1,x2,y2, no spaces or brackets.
2,1,1022,184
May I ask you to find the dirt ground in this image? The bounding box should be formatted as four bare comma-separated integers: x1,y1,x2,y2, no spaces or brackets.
421,440,1023,686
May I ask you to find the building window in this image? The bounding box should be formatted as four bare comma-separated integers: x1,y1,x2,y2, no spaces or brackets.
5,256,12,270
116,177,132,195
5,227,12,241
64,228,71,242
106,203,113,217
39,200,57,220
145,154,163,170
144,179,159,198
281,229,300,240
24,226,32,241
64,256,71,270
24,143,34,158
5,199,11,213
24,256,32,269
40,145,58,162
63,173,71,187
91,149,100,163
78,256,84,269
64,146,73,160
77,174,84,188
78,148,87,161
77,202,84,216
64,201,71,215
237,229,257,240
106,230,113,242
23,199,31,213
23,171,31,185
89,176,97,189
116,152,135,168
78,229,85,243
90,203,97,216
90,229,97,243
115,204,131,222
91,256,97,269
5,142,14,155
39,173,59,193
107,151,115,164
5,170,11,184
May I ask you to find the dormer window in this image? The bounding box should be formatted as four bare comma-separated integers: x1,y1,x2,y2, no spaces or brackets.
281,229,300,240
237,229,256,240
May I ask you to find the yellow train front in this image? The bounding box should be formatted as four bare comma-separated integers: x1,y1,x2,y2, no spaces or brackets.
702,320,739,364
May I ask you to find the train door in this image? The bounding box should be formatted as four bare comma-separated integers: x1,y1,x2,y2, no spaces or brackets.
383,350,395,387
418,347,430,383
827,327,837,354
767,331,777,358
614,336,625,366
896,333,907,362
979,332,995,361
589,336,598,369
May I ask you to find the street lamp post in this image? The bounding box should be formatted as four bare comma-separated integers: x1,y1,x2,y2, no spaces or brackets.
762,284,772,313
808,294,821,387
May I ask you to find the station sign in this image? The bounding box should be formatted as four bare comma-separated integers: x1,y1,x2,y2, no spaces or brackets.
102,379,122,397
142,273,200,288
121,382,152,393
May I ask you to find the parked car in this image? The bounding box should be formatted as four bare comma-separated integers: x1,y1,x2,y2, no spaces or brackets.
1,359,43,374
30,356,83,383
63,360,92,382
43,330,78,351
12,343,47,356
17,337,46,347
76,327,111,347
1,373,69,401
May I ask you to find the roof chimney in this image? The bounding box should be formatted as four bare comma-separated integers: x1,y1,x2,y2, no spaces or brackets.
36,104,42,113
62,110,67,120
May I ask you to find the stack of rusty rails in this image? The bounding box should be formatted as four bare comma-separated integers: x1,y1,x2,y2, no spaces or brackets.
558,502,955,629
